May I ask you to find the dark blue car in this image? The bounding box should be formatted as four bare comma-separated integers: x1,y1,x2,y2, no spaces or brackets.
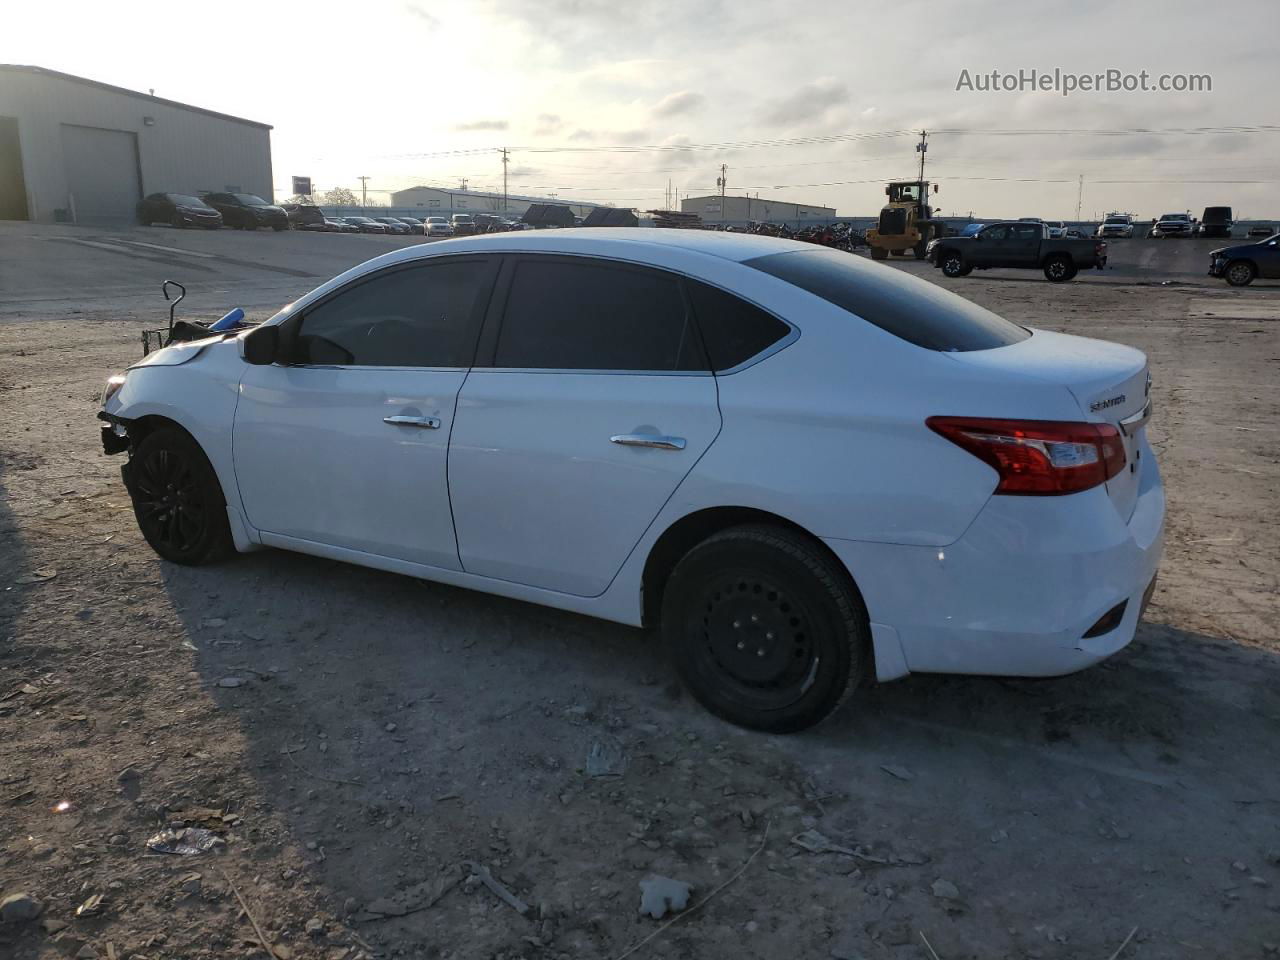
1209,233,1280,286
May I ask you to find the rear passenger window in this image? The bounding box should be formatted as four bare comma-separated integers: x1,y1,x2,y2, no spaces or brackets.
685,281,791,371
494,258,706,371
746,248,1030,352
292,259,489,367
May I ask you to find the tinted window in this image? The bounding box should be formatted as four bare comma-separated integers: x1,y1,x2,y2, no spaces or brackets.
495,258,705,371
292,260,489,367
745,248,1030,353
981,224,1010,241
1011,224,1040,241
234,194,268,206
685,281,790,371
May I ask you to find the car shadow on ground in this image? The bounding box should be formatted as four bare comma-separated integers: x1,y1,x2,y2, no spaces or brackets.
155,545,1280,957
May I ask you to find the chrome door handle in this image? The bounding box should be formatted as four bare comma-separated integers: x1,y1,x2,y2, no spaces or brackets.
610,433,686,451
383,415,441,429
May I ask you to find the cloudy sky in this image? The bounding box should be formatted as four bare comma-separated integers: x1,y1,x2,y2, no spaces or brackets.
6,0,1279,219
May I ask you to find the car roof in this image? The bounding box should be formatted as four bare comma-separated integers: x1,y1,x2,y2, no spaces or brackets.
395,227,821,263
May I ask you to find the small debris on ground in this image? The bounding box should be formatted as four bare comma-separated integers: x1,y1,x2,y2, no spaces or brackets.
145,827,225,855
638,874,692,920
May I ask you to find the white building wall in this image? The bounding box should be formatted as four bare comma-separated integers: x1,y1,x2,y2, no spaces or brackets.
0,66,272,222
682,194,837,225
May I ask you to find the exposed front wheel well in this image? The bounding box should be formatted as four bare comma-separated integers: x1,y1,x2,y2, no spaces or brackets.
641,507,857,627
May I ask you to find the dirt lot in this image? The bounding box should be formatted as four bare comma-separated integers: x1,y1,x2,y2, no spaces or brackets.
2,229,1279,960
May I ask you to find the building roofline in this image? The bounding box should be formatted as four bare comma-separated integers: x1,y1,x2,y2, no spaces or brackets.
0,64,273,130
682,193,836,209
390,185,611,208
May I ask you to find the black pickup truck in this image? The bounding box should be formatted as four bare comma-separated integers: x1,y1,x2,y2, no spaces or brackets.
927,221,1107,282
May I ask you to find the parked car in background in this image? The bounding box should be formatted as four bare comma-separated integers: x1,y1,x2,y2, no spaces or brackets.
341,216,388,234
1097,214,1135,239
201,193,289,231
1149,213,1194,238
98,230,1162,733
928,221,1107,281
423,216,453,238
137,193,222,229
282,203,328,231
326,218,359,233
373,217,412,235
958,223,984,238
1044,220,1067,238
450,213,477,236
1247,224,1274,238
397,217,425,233
1198,206,1233,238
1209,232,1280,286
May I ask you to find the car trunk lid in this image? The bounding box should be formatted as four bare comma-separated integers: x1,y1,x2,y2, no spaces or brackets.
945,328,1149,519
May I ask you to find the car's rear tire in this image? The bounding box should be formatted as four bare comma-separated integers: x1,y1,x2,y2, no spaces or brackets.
1225,261,1256,287
661,524,870,733
1044,255,1076,282
124,427,233,566
870,246,888,261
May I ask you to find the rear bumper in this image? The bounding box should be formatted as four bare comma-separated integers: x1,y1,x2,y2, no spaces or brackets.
824,435,1164,681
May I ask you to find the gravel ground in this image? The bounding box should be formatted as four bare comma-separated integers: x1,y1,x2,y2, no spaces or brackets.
2,259,1279,960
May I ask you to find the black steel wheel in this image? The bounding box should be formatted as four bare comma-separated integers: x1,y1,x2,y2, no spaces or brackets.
662,524,870,733
125,427,232,565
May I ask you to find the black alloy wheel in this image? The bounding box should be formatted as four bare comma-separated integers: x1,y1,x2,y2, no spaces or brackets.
126,427,232,565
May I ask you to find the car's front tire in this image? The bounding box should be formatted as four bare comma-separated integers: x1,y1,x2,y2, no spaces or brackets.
124,427,233,566
940,250,970,277
661,524,870,733
1225,260,1256,287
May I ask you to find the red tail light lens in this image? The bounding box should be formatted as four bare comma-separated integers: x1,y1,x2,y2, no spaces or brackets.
927,417,1126,495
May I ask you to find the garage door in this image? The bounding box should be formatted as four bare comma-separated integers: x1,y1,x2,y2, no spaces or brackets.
61,124,141,223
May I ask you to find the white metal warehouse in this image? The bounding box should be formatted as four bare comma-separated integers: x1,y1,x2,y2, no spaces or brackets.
389,185,606,220
0,65,273,224
681,194,837,226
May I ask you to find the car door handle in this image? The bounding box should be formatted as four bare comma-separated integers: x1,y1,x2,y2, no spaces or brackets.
610,433,686,451
383,415,441,429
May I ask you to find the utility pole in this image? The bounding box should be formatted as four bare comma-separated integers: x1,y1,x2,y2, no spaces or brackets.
1075,174,1084,221
357,176,370,210
501,148,509,212
718,163,727,200
915,130,928,184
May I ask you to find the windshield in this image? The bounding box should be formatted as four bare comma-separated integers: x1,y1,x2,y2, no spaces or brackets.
1104,217,1128,224
1162,214,1188,221
233,194,269,206
746,248,1030,352
453,214,473,221
426,217,445,223
167,194,209,208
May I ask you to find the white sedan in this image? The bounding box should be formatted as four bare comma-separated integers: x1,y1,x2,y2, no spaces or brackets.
98,230,1164,732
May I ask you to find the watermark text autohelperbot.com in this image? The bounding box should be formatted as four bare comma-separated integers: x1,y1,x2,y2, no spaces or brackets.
955,68,1211,96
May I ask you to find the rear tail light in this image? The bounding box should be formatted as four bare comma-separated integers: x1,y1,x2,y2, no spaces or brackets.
927,417,1126,495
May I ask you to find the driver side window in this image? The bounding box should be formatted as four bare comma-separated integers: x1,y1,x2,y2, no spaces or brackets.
291,259,490,367
981,225,1009,242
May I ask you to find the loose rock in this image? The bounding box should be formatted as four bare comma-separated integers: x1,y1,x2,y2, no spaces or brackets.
0,892,44,923
931,878,960,900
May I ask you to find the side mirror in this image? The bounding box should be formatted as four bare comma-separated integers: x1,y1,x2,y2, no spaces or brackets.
241,324,279,365
975,233,983,241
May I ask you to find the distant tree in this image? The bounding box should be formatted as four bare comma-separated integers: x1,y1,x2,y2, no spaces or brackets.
282,194,313,206
321,187,358,206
